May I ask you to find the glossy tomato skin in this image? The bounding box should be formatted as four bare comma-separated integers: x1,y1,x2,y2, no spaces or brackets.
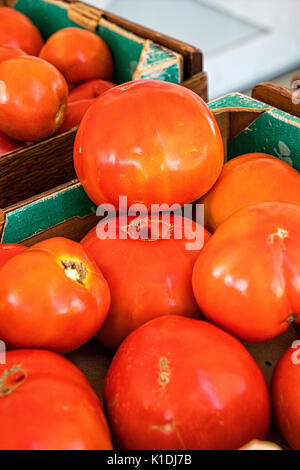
0,44,26,64
0,237,110,353
271,344,300,449
0,243,26,267
58,98,95,133
39,27,113,85
201,153,300,232
0,7,44,55
68,79,116,102
0,130,23,156
0,56,68,141
104,316,270,450
74,80,224,208
0,350,113,450
192,202,300,343
82,214,210,349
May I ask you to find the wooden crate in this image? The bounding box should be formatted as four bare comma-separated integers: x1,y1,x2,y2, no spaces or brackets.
0,0,207,209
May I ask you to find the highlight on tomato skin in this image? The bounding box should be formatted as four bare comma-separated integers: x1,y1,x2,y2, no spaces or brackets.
103,315,270,450
0,349,113,450
192,201,300,343
74,79,224,209
0,237,111,354
201,153,300,232
82,213,210,350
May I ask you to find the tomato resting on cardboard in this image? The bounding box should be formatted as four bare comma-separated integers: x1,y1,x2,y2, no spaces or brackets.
104,316,270,450
192,202,300,343
82,214,210,349
74,80,224,208
0,237,110,353
201,153,300,232
0,350,113,450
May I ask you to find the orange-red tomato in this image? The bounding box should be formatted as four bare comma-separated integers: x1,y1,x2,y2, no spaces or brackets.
271,343,300,449
82,214,210,349
74,80,224,208
0,7,44,55
201,153,300,232
104,316,270,450
68,79,115,102
0,56,68,141
0,349,113,450
0,44,26,64
39,27,113,85
192,202,300,343
0,130,23,156
0,237,110,353
58,98,95,133
0,243,26,267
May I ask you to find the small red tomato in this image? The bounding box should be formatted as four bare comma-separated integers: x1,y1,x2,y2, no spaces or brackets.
0,56,68,141
0,130,23,156
58,98,95,133
0,349,113,450
0,243,26,267
0,7,43,55
39,27,114,85
68,79,116,102
104,316,270,450
271,343,300,449
0,237,110,353
82,214,210,349
74,80,224,208
0,44,26,65
192,202,300,343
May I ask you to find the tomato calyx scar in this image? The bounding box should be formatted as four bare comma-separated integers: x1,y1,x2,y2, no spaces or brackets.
0,365,27,397
286,313,298,324
60,259,88,286
158,357,171,387
122,217,174,242
269,227,289,245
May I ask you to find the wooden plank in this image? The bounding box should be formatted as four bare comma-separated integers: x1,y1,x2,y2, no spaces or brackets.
252,81,300,118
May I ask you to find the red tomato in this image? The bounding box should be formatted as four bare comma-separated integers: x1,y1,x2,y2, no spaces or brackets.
0,237,110,353
104,316,270,450
0,44,26,64
68,79,116,102
0,130,23,156
0,56,68,141
58,98,95,133
201,153,300,232
0,349,113,450
74,80,224,208
271,343,300,449
192,202,300,343
82,214,210,349
0,243,26,267
0,7,43,55
39,27,113,85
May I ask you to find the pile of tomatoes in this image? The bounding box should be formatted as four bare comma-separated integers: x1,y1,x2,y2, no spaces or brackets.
0,7,115,155
1,6,300,453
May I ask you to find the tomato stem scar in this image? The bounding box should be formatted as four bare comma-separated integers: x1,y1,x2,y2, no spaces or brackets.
0,366,27,397
287,313,298,324
158,357,171,387
61,259,88,285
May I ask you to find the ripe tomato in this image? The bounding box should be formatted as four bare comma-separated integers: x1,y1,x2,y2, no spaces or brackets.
201,153,300,232
74,80,224,208
0,349,113,450
68,79,115,102
82,214,210,349
0,237,110,353
58,98,95,133
104,316,270,450
192,202,300,343
0,56,68,141
0,44,26,65
271,343,300,449
39,27,113,85
0,7,43,55
0,243,26,267
0,130,23,156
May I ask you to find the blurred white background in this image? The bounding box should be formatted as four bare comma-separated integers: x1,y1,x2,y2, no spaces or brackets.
87,0,300,99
